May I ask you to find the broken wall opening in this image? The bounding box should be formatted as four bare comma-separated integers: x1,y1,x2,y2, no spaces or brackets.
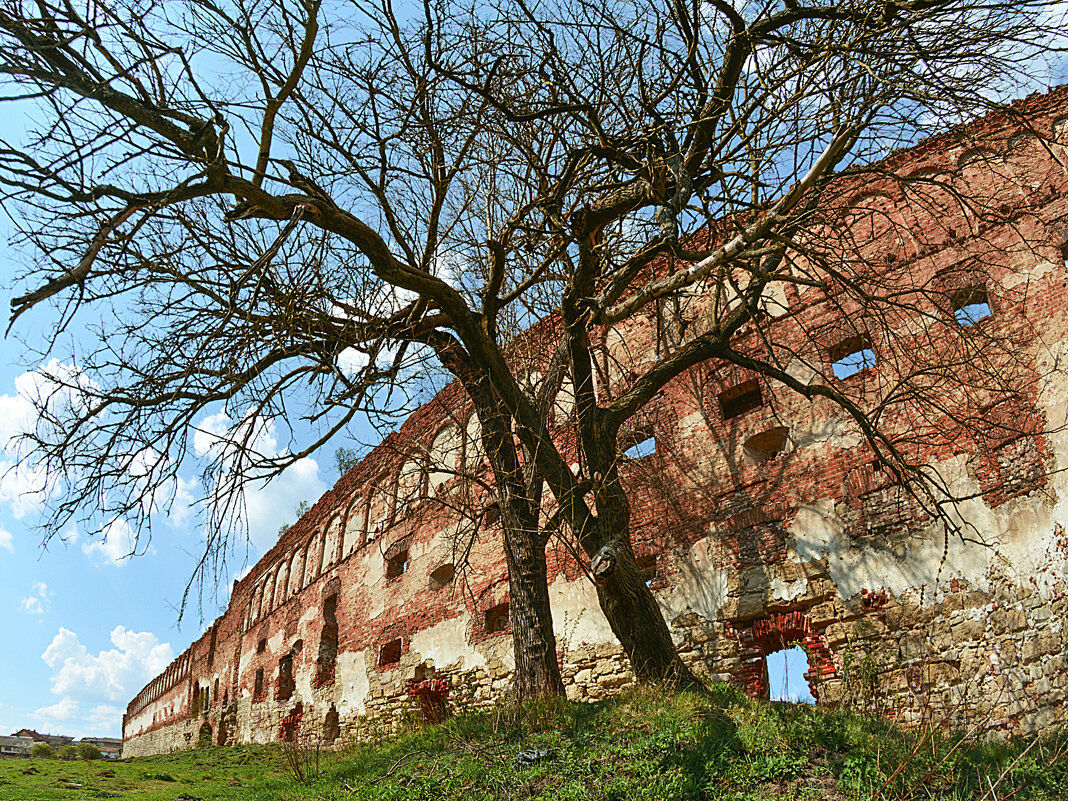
485,602,510,634
323,705,341,745
276,652,295,701
379,638,402,666
316,593,339,686
766,646,815,703
736,611,832,703
196,722,212,748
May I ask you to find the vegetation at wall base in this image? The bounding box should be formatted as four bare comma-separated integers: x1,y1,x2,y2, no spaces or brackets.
0,686,1063,800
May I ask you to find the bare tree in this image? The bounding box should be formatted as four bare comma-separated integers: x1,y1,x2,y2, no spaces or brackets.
0,0,1063,698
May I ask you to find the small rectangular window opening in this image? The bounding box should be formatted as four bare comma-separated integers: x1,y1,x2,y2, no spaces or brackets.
253,668,265,701
256,638,266,654
623,437,656,459
744,426,790,464
485,602,510,634
830,336,876,380
277,653,294,701
379,638,402,667
719,379,764,420
385,549,408,579
952,286,991,327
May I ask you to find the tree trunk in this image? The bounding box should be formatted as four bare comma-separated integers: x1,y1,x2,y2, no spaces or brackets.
594,544,704,690
584,455,705,691
502,496,566,699
442,349,565,700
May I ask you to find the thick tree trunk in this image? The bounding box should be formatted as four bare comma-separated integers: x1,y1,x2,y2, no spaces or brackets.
441,349,565,700
583,452,705,691
594,543,704,691
502,497,566,699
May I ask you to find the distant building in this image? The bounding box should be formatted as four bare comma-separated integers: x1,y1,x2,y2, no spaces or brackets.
0,736,34,759
78,736,122,758
11,729,73,749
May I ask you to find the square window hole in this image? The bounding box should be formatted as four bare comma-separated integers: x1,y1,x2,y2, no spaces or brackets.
256,638,266,654
952,285,991,326
744,426,790,463
485,602,510,634
379,638,402,667
830,336,876,379
385,549,408,579
766,646,815,704
718,379,763,420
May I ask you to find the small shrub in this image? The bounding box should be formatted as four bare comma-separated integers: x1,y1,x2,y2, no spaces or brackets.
57,744,79,760
279,733,322,784
76,742,103,760
30,742,54,758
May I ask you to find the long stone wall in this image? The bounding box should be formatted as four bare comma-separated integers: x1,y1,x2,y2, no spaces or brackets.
123,86,1068,756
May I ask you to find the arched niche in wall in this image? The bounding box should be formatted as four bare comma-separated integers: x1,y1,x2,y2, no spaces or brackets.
899,167,959,251
955,147,1009,223
320,513,342,573
841,190,910,260
273,561,288,608
553,373,577,425
395,457,425,516
288,549,303,598
252,581,265,623
342,494,366,556
428,425,461,495
261,574,275,617
301,538,317,588
463,413,483,471
366,473,393,542
1051,115,1068,142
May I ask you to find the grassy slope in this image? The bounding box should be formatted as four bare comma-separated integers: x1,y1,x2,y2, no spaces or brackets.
1,686,1063,801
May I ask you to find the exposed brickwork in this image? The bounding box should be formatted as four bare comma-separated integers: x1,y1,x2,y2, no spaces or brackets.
124,87,1068,755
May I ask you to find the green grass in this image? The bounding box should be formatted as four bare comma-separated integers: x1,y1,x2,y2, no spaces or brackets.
0,686,1063,800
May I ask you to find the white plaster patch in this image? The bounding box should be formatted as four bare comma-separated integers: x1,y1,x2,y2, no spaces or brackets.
788,500,839,562
770,575,808,602
337,649,370,714
547,574,618,649
789,449,1068,605
1001,259,1056,290
408,613,488,672
784,357,822,388
660,537,730,622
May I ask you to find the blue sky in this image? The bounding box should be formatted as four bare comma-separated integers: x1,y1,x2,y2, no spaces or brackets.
0,314,342,738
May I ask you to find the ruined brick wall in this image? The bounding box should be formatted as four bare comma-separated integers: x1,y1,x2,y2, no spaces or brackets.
123,87,1068,756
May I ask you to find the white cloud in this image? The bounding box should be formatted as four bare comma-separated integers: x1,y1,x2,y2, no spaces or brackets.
0,526,12,552
20,581,50,615
42,626,173,703
34,696,79,721
86,705,123,729
82,518,140,566
191,410,326,552
0,360,94,519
